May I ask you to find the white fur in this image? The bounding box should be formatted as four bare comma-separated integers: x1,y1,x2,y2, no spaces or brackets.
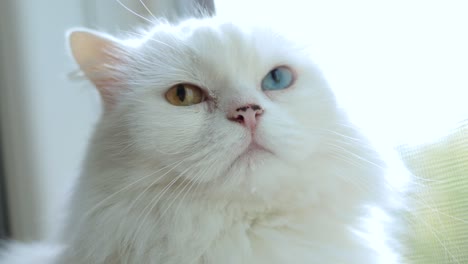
1,15,405,264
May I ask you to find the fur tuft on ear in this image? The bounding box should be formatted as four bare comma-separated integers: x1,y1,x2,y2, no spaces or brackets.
67,28,126,108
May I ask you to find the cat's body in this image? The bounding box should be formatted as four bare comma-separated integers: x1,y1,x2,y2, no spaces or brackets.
56,109,386,264
0,4,405,264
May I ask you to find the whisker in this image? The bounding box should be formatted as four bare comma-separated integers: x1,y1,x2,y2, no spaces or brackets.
321,129,365,142
126,159,187,215
116,157,192,261
115,0,153,23
411,191,468,224
156,169,195,220
138,0,157,20
326,142,385,169
155,165,208,229
416,214,461,263
129,161,197,247
79,159,183,222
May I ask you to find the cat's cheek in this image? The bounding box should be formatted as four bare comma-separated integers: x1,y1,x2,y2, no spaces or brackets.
261,85,298,101
125,100,209,159
254,114,306,164
202,100,217,114
261,81,310,104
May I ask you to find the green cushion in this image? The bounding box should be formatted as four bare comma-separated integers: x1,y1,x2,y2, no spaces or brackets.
398,120,468,264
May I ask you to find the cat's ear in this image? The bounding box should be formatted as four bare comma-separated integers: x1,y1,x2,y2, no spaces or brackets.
67,28,125,107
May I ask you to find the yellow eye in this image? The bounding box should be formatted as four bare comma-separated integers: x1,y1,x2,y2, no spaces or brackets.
165,84,204,106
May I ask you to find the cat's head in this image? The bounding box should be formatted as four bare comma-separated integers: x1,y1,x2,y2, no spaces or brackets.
68,11,377,203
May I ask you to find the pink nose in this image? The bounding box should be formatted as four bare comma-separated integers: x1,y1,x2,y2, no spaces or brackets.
227,104,264,130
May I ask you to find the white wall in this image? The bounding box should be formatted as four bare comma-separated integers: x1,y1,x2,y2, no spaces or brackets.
0,0,152,241
0,0,94,241
0,0,214,242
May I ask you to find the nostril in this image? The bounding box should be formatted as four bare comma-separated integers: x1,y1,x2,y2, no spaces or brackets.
228,114,245,124
255,109,263,117
251,105,262,111
235,115,244,123
227,104,264,128
236,106,249,112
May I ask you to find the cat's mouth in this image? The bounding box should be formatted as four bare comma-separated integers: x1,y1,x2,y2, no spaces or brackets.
230,140,274,169
243,142,271,155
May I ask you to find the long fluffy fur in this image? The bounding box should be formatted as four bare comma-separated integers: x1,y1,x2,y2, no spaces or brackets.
1,14,407,264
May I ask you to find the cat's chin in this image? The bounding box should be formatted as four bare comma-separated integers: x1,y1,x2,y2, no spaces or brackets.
228,142,275,173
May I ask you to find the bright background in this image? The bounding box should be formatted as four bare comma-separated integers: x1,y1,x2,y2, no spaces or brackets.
217,0,468,145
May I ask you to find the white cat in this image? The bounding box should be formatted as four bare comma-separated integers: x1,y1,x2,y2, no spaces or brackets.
0,4,406,264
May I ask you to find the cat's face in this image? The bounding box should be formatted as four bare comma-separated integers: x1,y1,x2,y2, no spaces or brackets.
71,18,342,197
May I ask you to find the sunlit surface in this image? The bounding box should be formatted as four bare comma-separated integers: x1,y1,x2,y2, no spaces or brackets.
217,0,468,145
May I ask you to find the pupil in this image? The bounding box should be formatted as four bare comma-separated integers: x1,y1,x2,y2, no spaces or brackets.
176,84,186,102
271,69,280,83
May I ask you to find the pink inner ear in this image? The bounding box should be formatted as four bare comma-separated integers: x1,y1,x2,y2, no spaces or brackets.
93,77,121,110
69,30,127,110
83,52,125,111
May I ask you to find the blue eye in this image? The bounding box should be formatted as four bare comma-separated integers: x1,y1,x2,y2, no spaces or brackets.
261,66,294,91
